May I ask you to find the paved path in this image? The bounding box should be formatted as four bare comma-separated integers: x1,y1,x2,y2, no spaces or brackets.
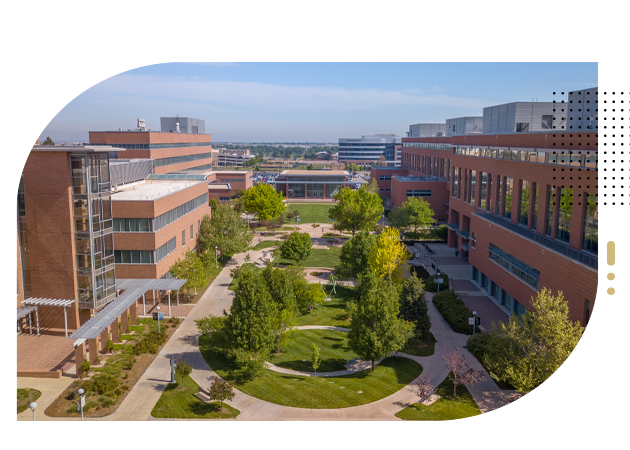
103,241,518,421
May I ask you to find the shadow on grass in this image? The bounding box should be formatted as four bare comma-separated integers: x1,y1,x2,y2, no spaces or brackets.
276,358,349,373
189,401,224,416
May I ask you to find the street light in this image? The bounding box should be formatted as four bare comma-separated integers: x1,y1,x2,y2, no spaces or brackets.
78,387,85,421
472,310,477,335
215,246,218,268
29,402,37,421
157,306,161,333
436,270,441,293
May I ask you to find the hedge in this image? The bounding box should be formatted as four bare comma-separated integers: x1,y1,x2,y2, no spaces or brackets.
423,272,450,292
466,333,495,359
432,290,474,334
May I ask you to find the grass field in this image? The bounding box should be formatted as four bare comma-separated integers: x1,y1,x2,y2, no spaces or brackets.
395,372,482,421
199,336,423,409
273,247,341,268
17,388,41,414
284,203,334,224
251,240,280,251
296,285,356,328
270,329,358,373
151,375,240,419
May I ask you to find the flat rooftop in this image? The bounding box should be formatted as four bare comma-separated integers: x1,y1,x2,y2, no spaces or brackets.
112,180,205,201
32,145,123,153
207,184,231,191
281,170,350,176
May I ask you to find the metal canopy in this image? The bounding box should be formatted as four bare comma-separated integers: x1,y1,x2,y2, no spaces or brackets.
69,278,187,342
17,305,37,320
23,298,75,307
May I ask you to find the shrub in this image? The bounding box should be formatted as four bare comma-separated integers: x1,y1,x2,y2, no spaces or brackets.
107,339,115,353
80,360,91,378
343,300,356,321
466,333,495,359
99,396,116,408
84,374,120,396
309,271,324,277
423,272,450,292
432,290,474,334
122,357,135,370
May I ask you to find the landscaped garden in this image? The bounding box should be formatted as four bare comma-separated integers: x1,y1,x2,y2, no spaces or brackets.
284,203,333,224
17,388,41,414
395,372,482,421
151,375,240,419
45,316,182,418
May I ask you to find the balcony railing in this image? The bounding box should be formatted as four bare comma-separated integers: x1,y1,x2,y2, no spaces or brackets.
473,210,598,270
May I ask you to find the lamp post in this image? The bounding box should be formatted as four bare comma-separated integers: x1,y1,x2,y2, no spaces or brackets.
78,388,85,421
436,270,441,293
157,306,161,333
29,402,37,421
215,246,218,268
472,311,477,335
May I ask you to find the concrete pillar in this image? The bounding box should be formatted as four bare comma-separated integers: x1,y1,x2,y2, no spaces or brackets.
75,342,87,378
111,317,120,343
100,327,110,353
88,338,99,364
121,309,129,333
130,302,138,325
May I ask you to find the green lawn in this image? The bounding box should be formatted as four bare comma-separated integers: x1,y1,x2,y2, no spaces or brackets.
284,203,334,224
252,240,280,251
395,372,482,421
151,375,240,419
274,247,341,268
17,388,41,414
270,329,358,372
199,336,423,409
296,285,356,328
402,333,437,357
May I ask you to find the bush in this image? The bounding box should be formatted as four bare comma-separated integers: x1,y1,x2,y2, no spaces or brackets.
132,327,167,355
83,374,120,396
99,396,116,408
80,360,91,378
466,333,495,359
107,339,115,353
423,272,450,292
432,290,474,334
122,357,135,370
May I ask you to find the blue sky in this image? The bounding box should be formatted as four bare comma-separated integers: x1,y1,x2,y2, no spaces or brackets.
41,62,597,143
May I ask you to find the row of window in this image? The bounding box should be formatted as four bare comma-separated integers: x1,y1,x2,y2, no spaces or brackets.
379,175,392,181
218,178,246,182
91,142,213,150
406,190,431,197
285,177,346,182
153,152,214,167
453,147,597,169
116,222,200,265
402,143,452,151
471,266,529,317
488,245,540,289
113,194,207,233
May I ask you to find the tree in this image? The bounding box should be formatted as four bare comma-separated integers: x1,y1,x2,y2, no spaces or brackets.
198,204,253,257
348,273,414,370
415,376,436,404
227,270,280,376
207,377,235,411
242,183,286,221
328,186,384,236
169,250,207,299
346,163,360,173
401,197,435,232
335,231,376,279
367,227,411,284
387,206,411,230
311,343,321,380
484,288,584,394
210,198,219,211
365,177,379,195
399,273,431,340
195,315,232,354
285,266,326,313
261,264,299,352
378,155,387,167
442,347,485,397
42,136,54,145
280,232,313,265
175,359,193,384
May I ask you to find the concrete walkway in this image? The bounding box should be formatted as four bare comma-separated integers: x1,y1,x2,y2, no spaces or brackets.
95,239,519,421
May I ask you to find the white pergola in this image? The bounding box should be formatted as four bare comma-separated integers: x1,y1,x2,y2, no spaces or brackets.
21,298,75,337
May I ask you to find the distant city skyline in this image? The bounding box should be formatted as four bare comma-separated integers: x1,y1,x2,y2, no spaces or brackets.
40,62,597,143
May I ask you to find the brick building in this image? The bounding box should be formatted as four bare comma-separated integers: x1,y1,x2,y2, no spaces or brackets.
374,89,598,324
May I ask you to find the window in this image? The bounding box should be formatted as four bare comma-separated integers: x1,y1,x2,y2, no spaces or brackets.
470,232,476,248
406,190,431,197
546,187,555,236
542,115,553,129
532,183,539,229
190,225,193,241
556,188,573,243
156,237,177,263
516,122,530,132
114,250,154,264
379,175,392,181
479,173,487,209
469,170,476,205
452,167,458,198
487,174,492,212
584,299,591,325
198,220,201,231
504,177,514,220
495,175,502,215
582,193,598,253
182,231,185,247
489,245,540,289
519,180,531,226
219,197,231,202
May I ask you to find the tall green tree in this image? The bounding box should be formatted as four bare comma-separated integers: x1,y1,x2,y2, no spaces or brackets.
399,273,431,340
227,270,280,368
365,177,379,195
335,231,376,279
328,187,384,236
285,266,326,313
367,227,411,284
42,136,54,145
349,273,415,370
261,264,299,352
169,250,207,298
387,206,411,230
280,232,313,265
401,197,435,232
198,204,253,256
484,288,584,394
209,197,219,211
242,183,286,221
